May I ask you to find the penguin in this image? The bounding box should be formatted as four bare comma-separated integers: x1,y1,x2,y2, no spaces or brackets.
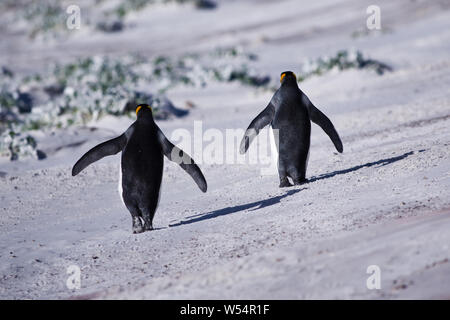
72,104,207,233
240,71,343,187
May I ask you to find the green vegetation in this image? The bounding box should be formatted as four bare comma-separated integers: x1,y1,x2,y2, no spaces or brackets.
296,49,392,82
0,47,266,160
0,48,391,161
113,0,216,19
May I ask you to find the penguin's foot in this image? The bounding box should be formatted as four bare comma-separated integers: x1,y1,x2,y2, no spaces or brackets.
133,225,145,234
142,216,154,231
293,178,308,185
144,223,154,231
132,217,145,234
279,178,293,188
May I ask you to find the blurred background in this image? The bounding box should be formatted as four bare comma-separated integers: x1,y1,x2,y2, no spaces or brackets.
1,0,449,165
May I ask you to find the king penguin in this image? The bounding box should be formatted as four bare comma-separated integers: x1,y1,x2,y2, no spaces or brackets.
240,71,343,187
72,104,207,233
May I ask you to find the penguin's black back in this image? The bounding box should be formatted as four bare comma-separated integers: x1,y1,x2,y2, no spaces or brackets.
271,82,311,175
121,118,164,209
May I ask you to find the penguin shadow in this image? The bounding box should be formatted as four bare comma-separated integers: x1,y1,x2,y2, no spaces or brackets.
168,150,421,228
150,227,167,231
169,188,306,228
308,150,422,183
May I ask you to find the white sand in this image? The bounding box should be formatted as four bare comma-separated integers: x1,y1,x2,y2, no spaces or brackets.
0,0,449,299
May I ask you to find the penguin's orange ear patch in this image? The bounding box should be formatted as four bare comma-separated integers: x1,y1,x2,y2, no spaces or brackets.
136,105,152,116
135,105,143,116
280,72,297,82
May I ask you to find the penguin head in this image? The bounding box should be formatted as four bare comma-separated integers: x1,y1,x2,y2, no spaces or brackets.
280,71,297,84
135,104,153,119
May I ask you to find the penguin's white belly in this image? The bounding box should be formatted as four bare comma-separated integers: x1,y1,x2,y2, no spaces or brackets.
305,145,310,172
269,127,279,160
118,166,125,206
259,126,279,175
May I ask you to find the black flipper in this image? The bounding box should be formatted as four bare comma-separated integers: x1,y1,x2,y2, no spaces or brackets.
157,129,207,193
239,103,275,154
72,126,133,176
303,96,343,153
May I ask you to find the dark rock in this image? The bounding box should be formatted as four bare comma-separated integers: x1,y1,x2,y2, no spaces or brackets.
97,20,124,33
249,75,271,86
16,91,33,113
154,96,189,120
36,150,47,160
195,0,217,9
124,92,189,120
2,66,13,78
0,109,20,123
44,84,65,98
